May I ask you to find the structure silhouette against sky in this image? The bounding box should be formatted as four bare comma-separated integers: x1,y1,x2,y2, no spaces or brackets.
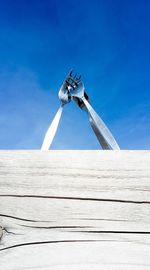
41,71,120,150
0,0,150,149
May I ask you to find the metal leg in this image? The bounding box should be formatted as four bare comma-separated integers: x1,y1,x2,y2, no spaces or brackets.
41,105,64,151
83,97,120,150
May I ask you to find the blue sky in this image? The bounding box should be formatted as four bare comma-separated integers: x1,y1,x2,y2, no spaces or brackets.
0,0,150,149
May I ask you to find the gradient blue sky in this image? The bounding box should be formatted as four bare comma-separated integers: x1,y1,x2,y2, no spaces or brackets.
0,0,150,149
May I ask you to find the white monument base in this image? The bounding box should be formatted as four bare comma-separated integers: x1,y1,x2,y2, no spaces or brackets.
0,150,150,269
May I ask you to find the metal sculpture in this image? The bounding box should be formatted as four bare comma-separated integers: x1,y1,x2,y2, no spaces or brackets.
41,71,120,150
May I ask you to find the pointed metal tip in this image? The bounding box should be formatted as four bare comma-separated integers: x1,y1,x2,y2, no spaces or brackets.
77,75,81,80
69,69,73,77
74,73,77,79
